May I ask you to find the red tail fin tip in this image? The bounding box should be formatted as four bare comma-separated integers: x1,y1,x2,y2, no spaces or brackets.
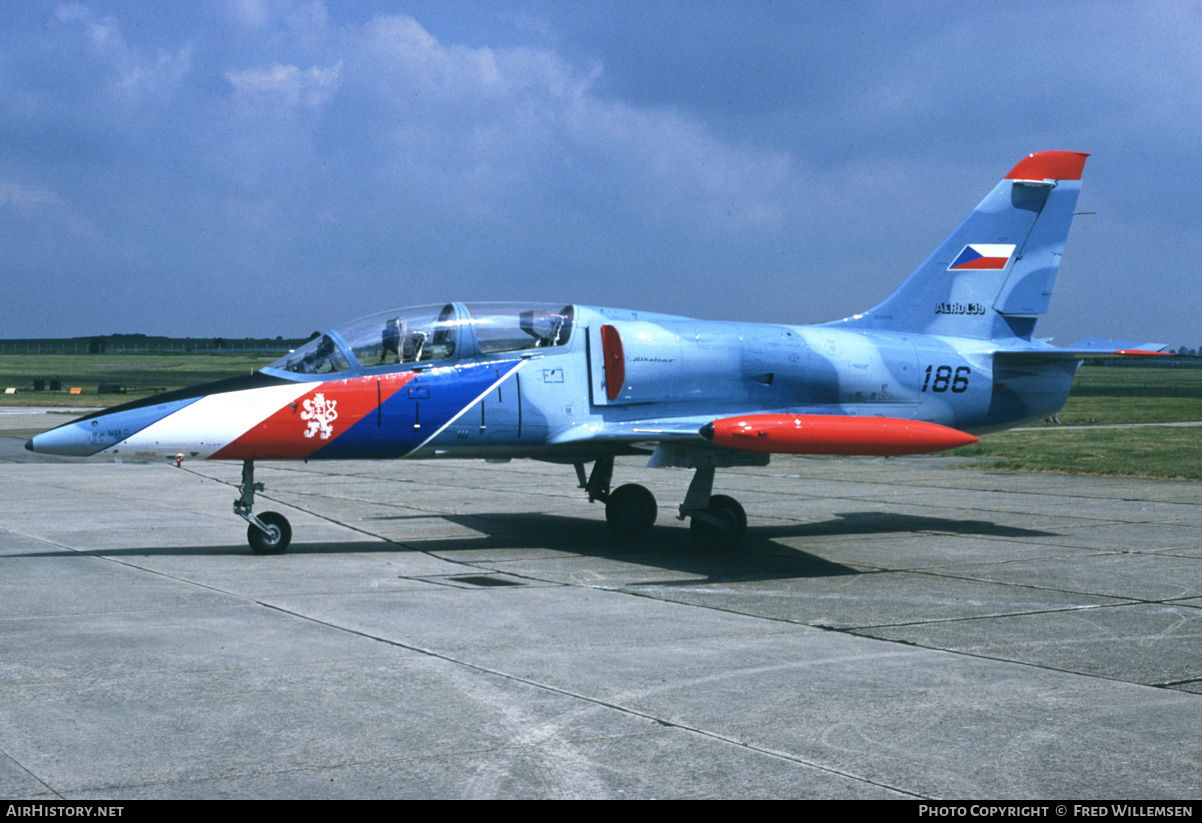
1005,151,1090,182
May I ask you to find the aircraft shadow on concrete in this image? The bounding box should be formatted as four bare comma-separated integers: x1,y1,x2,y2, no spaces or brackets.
2,531,852,583
792,511,1055,539
419,512,860,580
363,508,1056,542
5,509,1056,582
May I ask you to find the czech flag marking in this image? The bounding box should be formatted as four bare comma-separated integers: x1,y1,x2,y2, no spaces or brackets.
948,243,1016,271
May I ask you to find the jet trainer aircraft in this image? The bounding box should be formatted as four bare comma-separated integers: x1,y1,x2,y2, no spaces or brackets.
28,151,1165,553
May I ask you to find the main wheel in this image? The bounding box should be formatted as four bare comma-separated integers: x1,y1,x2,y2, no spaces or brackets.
248,511,292,555
605,484,658,536
689,494,747,549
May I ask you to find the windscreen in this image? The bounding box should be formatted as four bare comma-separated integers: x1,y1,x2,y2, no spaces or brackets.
269,334,351,375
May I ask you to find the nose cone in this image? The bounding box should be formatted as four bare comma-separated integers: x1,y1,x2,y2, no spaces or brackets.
25,421,102,457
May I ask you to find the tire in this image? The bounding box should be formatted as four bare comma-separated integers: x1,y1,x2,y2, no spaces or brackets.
689,495,747,549
248,511,292,555
605,484,658,536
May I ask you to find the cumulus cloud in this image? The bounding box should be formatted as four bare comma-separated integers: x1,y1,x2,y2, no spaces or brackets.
0,181,100,242
225,0,328,42
0,183,67,211
226,61,342,109
338,13,793,228
224,0,283,30
54,1,191,105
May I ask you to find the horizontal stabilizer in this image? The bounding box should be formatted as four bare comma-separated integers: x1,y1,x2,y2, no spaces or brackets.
1064,337,1171,356
996,339,1170,362
700,414,978,457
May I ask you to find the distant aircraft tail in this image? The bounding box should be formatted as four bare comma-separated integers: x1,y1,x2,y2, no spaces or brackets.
830,151,1089,340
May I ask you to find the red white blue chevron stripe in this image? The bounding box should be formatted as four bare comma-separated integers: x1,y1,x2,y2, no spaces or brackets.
45,360,525,461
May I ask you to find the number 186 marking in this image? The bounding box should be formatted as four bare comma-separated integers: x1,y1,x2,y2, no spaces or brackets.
922,365,970,393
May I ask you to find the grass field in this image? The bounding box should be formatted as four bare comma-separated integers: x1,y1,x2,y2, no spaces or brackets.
0,353,278,406
1024,365,1202,426
952,365,1202,479
953,425,1202,480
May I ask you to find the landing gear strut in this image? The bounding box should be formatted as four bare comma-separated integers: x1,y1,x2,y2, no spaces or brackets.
234,460,292,555
678,466,747,549
576,456,658,537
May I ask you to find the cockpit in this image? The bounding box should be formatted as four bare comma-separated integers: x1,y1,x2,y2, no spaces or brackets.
266,303,575,378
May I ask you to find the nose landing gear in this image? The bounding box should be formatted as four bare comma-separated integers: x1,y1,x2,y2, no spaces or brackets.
234,460,293,554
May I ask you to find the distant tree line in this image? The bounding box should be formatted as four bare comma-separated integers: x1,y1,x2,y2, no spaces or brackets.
0,334,307,356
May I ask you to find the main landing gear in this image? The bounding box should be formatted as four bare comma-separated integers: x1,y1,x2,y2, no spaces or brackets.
575,456,747,549
576,456,659,536
235,460,292,554
678,465,747,550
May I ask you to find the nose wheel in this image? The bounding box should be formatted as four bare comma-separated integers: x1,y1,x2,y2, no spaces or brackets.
235,460,293,554
247,510,292,555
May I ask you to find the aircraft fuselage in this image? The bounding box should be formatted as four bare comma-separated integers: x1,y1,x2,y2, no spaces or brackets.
39,304,1074,466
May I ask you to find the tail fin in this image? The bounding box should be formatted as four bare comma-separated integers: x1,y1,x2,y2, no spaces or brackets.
831,151,1089,340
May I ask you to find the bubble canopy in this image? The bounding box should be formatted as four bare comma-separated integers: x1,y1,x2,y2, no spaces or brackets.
265,303,575,378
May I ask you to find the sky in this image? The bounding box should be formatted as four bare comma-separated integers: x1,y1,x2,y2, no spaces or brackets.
1,0,1199,347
